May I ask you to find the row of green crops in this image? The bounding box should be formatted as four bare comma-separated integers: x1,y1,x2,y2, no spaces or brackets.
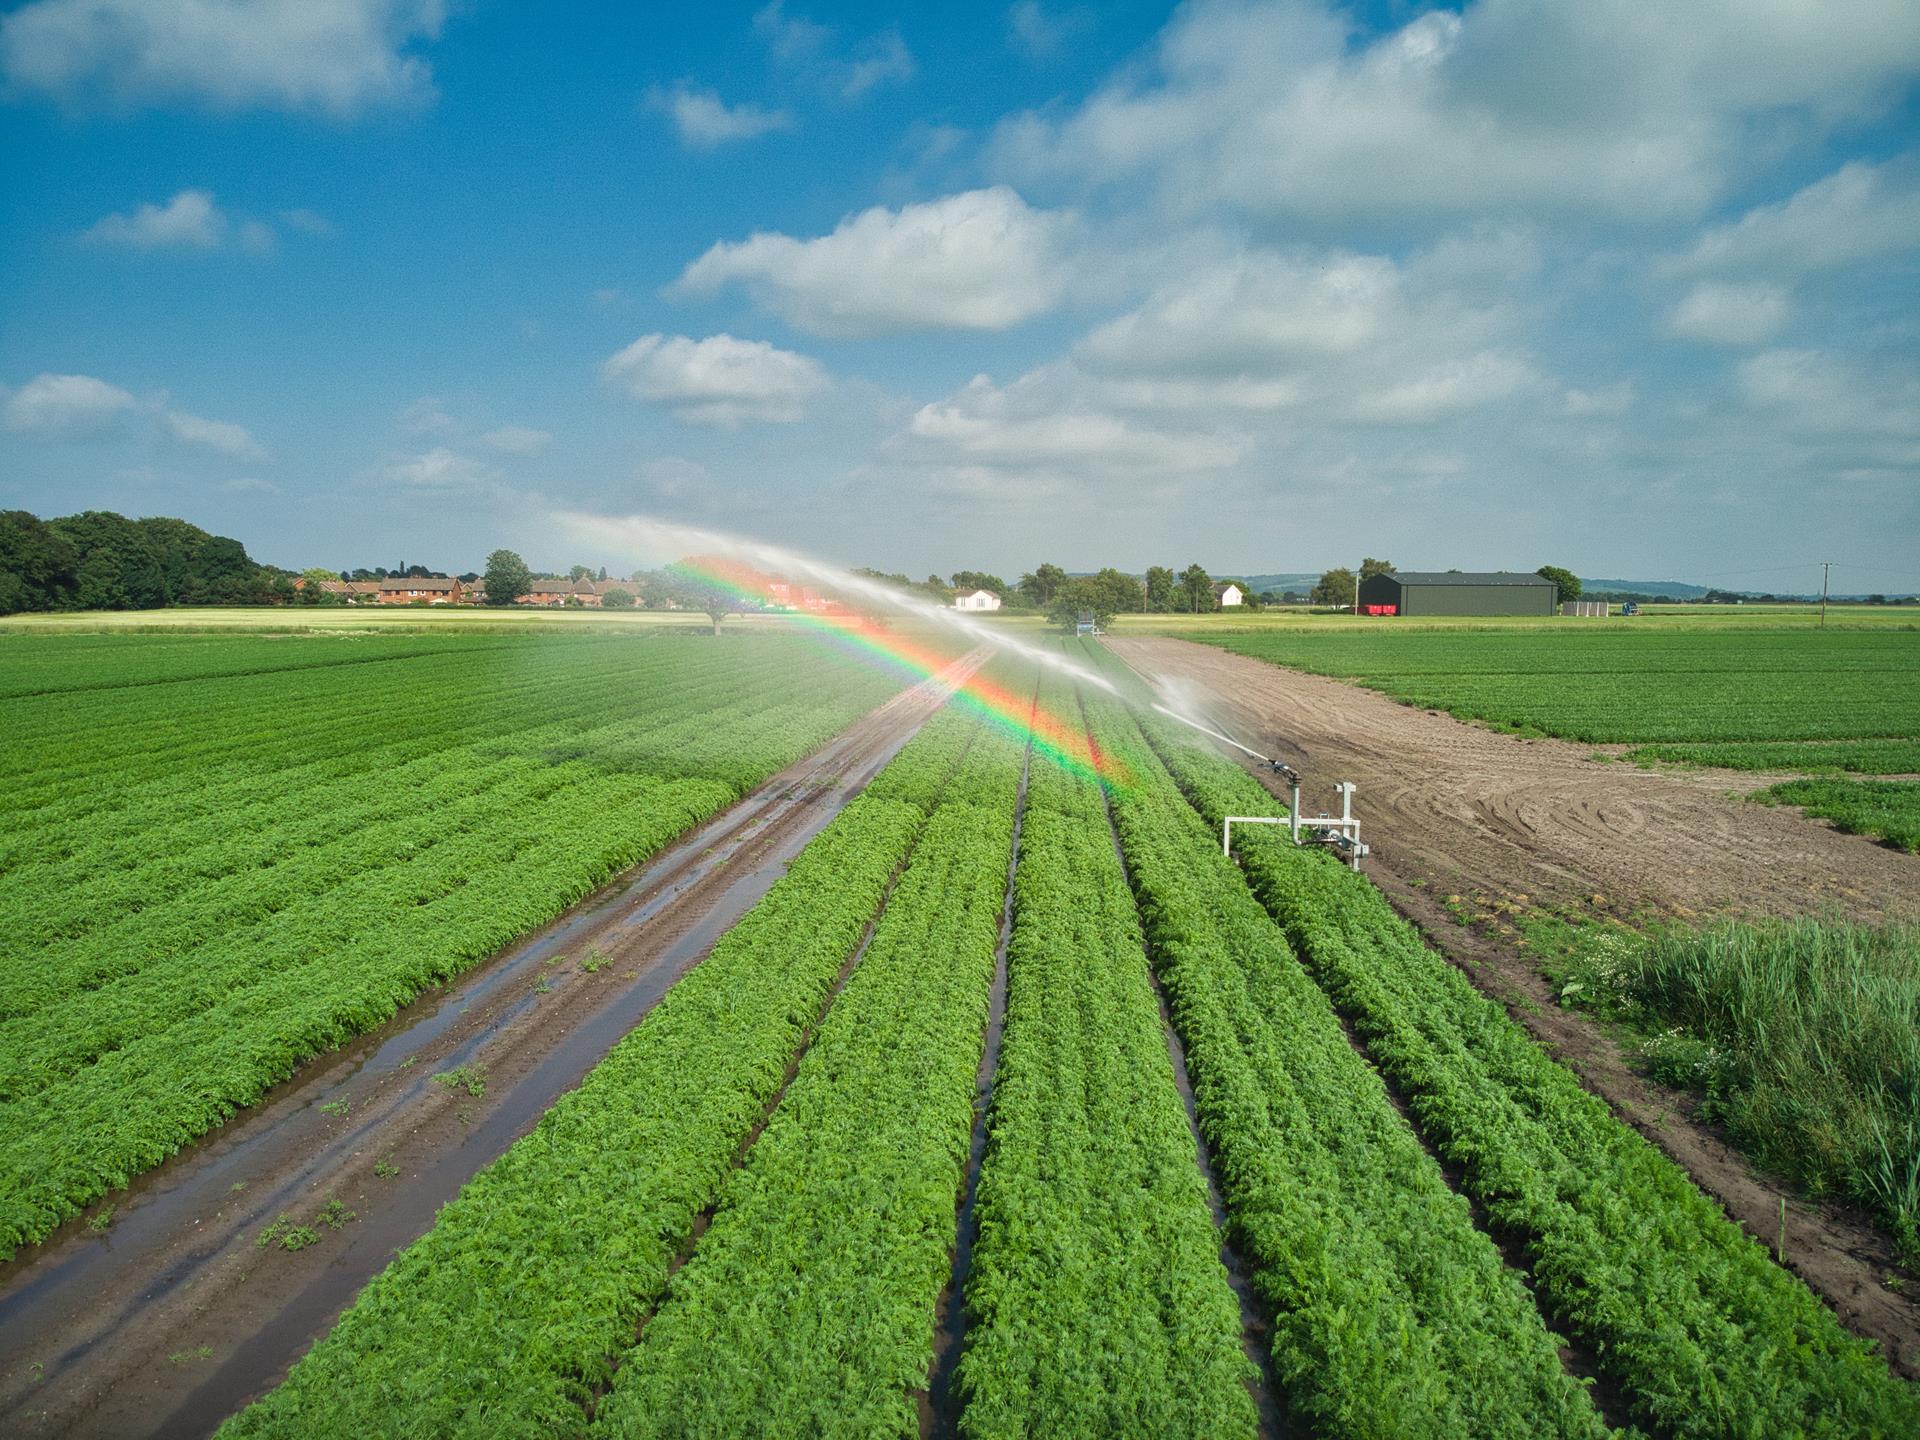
220,705,986,1437
1075,678,1603,1435
1111,657,1920,1435
591,722,1027,1437
0,630,909,1252
955,673,1256,1440
1191,626,1920,746
1754,777,1920,853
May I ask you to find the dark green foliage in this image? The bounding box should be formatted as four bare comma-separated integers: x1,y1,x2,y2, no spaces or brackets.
1756,777,1920,851
1121,685,1920,1435
593,727,1025,1437
1079,682,1604,1439
0,509,284,613
0,630,899,1250
958,700,1255,1439
482,547,533,606
218,713,977,1437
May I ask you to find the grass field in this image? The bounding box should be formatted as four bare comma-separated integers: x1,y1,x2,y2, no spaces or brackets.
6,618,1918,1435
1186,620,1920,849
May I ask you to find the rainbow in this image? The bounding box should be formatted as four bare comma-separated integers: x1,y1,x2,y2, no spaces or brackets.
661,557,1128,789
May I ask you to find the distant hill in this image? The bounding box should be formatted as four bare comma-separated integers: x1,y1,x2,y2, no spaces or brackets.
1580,578,1709,599
1238,573,1320,592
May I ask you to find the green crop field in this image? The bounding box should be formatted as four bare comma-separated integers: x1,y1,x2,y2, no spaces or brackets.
1188,623,1920,850
5,622,1918,1437
0,626,902,1251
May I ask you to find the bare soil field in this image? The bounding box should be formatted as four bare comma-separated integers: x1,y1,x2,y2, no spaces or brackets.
0,651,985,1440
1110,634,1920,1377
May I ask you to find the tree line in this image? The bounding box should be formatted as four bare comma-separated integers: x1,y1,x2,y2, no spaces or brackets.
0,509,287,614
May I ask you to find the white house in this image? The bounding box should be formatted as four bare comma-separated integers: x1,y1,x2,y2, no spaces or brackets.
954,589,1003,611
1212,582,1245,608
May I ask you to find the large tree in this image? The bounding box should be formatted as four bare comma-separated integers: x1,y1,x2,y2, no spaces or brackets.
1359,556,1395,581
1312,567,1357,608
1046,578,1117,633
1537,565,1581,603
664,564,741,635
1017,562,1068,608
1144,565,1175,612
1178,562,1213,613
482,549,533,606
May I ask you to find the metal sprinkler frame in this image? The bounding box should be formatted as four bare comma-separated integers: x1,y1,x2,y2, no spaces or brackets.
1224,763,1369,872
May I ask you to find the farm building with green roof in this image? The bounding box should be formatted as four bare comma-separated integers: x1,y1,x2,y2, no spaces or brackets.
1356,570,1558,617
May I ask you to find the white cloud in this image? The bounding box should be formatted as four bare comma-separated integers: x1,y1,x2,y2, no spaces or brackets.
1,0,446,116
1664,282,1790,346
752,1,829,64
4,371,266,459
902,370,1243,482
674,187,1074,337
1669,156,1920,276
481,425,552,455
163,408,267,459
386,446,493,488
1071,242,1538,423
1009,2,1092,59
752,2,912,100
2,372,137,434
649,84,793,148
604,333,829,426
81,189,326,251
1738,348,1920,439
83,189,225,249
991,0,1920,224
839,31,913,98
1346,351,1538,424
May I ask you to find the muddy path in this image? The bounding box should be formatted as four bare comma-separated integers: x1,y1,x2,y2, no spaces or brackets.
1109,635,1920,1378
0,649,988,1440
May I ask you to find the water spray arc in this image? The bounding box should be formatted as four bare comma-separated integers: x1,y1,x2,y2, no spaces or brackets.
555,512,1128,789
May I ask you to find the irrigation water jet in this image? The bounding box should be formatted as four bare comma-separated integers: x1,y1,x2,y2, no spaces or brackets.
555,512,1122,696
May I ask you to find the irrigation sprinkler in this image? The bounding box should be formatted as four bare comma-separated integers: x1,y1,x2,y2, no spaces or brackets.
1225,773,1369,872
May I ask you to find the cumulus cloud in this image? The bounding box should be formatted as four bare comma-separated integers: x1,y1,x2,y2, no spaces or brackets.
83,188,225,249
1664,282,1790,346
1071,242,1537,422
80,189,327,252
3,370,266,458
604,333,830,426
1668,156,1920,276
162,408,268,459
990,0,1920,223
901,369,1243,485
480,425,552,455
1,0,446,115
649,84,793,148
674,187,1074,337
2,372,138,434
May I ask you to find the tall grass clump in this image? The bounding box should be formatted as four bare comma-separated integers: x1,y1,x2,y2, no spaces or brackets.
1575,918,1920,1264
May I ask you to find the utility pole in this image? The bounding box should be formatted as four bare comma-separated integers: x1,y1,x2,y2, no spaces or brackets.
1820,562,1831,630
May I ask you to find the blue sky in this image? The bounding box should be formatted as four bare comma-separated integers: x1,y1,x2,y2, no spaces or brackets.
1,1,1917,591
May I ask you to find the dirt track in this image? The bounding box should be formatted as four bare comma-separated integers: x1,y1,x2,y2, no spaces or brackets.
0,649,986,1440
1110,634,1920,1377
1110,635,1919,924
